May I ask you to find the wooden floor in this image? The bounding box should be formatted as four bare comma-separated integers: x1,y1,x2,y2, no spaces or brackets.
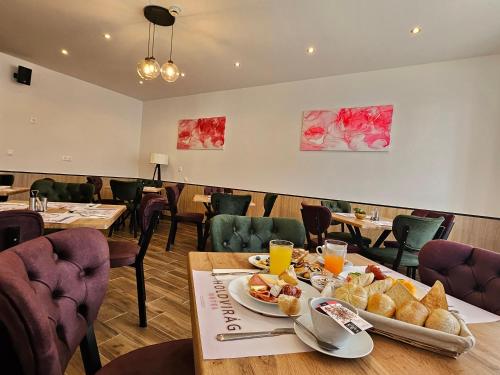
66,219,197,375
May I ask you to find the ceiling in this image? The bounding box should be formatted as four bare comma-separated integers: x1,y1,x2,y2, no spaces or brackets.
1,0,500,101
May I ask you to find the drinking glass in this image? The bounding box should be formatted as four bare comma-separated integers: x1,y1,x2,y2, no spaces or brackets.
316,239,347,276
269,239,294,275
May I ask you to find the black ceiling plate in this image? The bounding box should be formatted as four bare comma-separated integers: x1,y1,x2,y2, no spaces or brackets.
144,5,175,26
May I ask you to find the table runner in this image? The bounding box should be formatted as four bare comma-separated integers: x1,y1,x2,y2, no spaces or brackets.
192,270,312,359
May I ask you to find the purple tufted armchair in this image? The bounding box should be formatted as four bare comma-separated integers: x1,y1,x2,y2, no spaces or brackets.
0,227,194,375
0,210,44,251
419,240,500,315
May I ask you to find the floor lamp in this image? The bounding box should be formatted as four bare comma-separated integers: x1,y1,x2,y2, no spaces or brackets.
150,153,169,182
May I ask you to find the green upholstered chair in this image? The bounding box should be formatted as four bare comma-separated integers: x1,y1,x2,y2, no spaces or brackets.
363,215,444,279
30,179,94,203
210,214,305,252
0,174,14,202
110,180,144,238
202,193,252,250
263,193,278,217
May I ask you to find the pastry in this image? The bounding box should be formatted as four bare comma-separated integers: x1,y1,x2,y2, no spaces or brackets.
421,280,448,311
334,283,368,310
385,282,417,309
365,279,393,296
395,279,417,296
278,294,301,315
425,308,460,335
349,272,375,287
395,301,429,326
367,293,396,318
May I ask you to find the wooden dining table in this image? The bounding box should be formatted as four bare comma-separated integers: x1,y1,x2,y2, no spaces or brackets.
0,187,30,197
188,251,500,375
143,186,164,194
0,201,126,230
331,213,393,249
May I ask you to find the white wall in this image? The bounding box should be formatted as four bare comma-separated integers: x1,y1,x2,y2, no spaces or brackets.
0,52,143,177
139,54,500,218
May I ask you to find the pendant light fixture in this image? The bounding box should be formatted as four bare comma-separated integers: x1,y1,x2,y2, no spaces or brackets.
161,24,180,82
137,23,160,80
137,5,181,83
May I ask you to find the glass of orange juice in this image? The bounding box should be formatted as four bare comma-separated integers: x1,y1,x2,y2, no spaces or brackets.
269,240,294,275
316,240,347,276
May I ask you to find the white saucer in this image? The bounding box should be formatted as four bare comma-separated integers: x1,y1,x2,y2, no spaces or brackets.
228,275,319,317
294,314,373,358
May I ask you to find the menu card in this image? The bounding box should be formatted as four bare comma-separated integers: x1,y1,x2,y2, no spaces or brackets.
192,270,311,359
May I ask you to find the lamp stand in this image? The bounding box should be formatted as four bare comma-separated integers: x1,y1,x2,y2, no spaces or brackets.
152,164,162,182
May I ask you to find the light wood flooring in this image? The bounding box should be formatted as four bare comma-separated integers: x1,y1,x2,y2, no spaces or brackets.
66,219,197,375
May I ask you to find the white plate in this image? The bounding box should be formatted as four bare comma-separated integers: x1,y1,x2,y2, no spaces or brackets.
248,254,269,270
339,265,366,278
294,313,373,358
228,275,320,317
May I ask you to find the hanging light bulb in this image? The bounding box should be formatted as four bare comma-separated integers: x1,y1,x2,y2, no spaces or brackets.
137,57,160,80
161,60,180,82
137,23,160,80
162,24,180,83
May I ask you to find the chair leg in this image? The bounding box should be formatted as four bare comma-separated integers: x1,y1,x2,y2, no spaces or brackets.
79,325,102,375
196,222,203,251
108,223,114,238
410,267,417,280
135,263,147,327
166,219,177,251
202,221,210,251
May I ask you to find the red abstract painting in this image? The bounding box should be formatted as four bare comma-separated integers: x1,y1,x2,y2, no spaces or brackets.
177,116,226,150
300,105,394,151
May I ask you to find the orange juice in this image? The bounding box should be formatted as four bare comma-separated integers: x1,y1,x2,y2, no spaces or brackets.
269,241,293,275
324,254,344,275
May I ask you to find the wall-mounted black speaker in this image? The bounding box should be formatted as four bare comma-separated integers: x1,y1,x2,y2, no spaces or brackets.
13,65,32,85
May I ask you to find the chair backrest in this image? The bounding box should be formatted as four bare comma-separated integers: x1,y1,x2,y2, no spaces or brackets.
392,215,444,251
110,180,143,204
321,200,351,213
0,228,109,375
419,240,500,314
86,176,103,201
263,193,278,217
137,195,168,260
210,214,305,252
137,178,163,188
0,174,14,186
0,210,44,251
165,183,185,216
203,186,233,195
411,209,455,240
211,193,251,216
30,179,95,203
300,203,332,248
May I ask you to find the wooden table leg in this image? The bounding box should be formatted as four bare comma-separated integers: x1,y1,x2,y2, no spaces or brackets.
373,229,392,248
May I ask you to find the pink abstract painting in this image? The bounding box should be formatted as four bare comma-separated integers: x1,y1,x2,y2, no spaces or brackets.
300,105,394,151
177,116,226,150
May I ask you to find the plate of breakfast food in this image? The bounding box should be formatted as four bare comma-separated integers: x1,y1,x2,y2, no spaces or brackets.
228,268,320,317
321,264,475,355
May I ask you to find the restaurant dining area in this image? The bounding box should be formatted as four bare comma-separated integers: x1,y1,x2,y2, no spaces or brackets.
0,1,499,374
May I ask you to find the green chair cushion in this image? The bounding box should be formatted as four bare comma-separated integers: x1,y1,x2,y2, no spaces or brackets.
210,214,305,252
326,231,371,245
363,247,419,267
30,179,94,203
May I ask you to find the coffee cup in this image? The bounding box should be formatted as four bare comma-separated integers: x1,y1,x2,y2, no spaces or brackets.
309,297,358,348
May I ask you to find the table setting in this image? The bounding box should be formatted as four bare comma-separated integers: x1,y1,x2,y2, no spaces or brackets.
190,238,500,366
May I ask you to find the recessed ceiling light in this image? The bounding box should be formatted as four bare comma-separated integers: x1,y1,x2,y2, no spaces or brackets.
139,80,144,85
104,33,111,39
410,26,422,34
180,72,185,77
306,46,315,55
61,49,69,55
234,61,240,68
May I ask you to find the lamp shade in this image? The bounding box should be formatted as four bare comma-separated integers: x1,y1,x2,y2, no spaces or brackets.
149,153,169,165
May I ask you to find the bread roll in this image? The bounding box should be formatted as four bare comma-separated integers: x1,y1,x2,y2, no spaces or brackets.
350,272,375,287
367,293,396,318
334,283,368,310
386,282,417,309
365,279,393,296
425,308,460,335
395,301,429,326
277,295,301,316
